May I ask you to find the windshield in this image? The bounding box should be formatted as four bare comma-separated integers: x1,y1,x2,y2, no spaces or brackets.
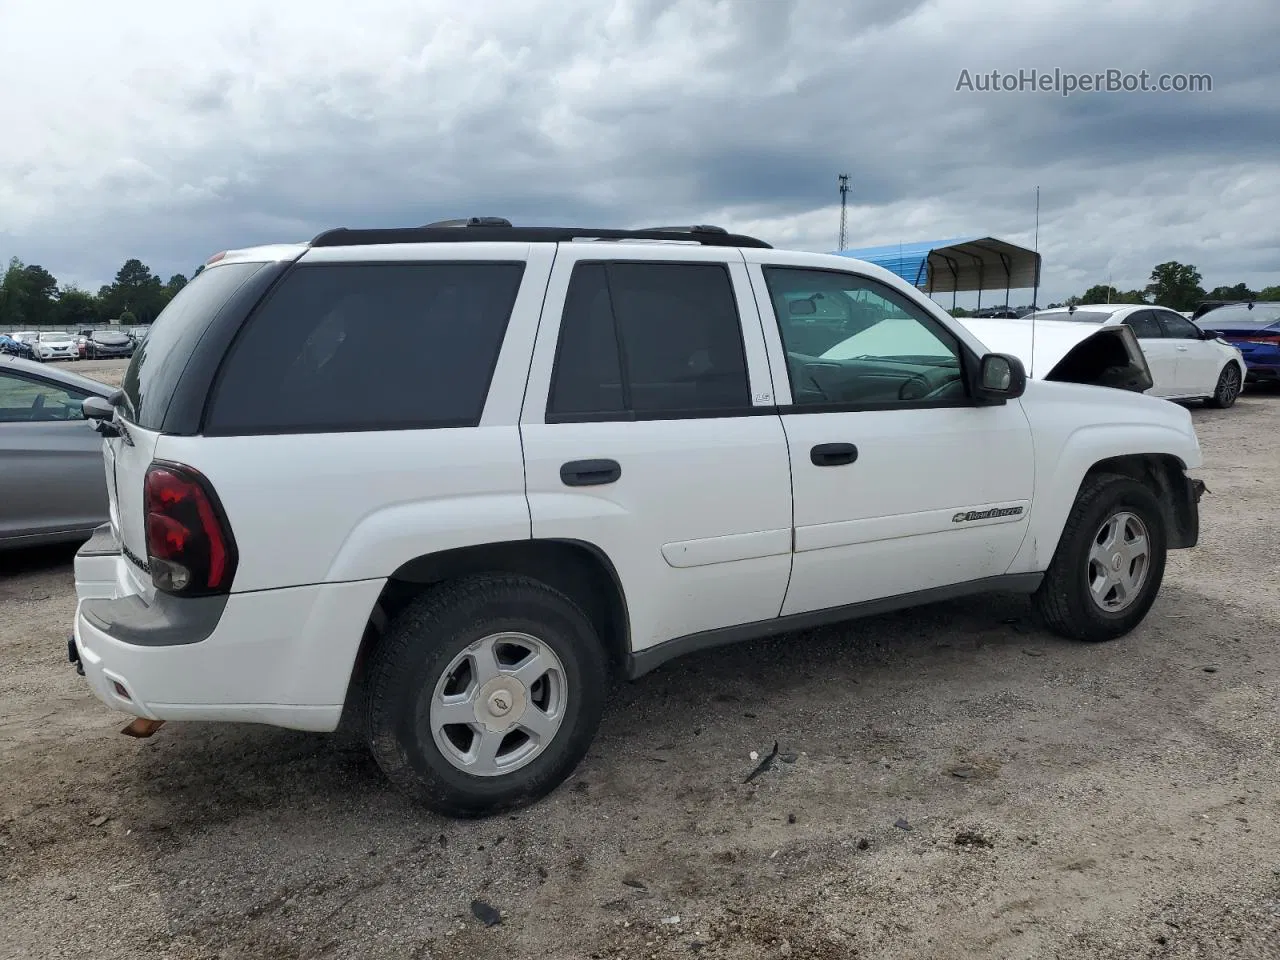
1197,303,1280,330
39,332,73,342
1028,309,1115,324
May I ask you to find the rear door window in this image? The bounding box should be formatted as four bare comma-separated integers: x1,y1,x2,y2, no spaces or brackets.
205,262,526,435
546,261,750,419
1121,311,1164,339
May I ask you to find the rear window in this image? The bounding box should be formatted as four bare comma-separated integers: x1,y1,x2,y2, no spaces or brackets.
205,261,525,435
1031,309,1115,324
120,261,267,429
1198,304,1280,330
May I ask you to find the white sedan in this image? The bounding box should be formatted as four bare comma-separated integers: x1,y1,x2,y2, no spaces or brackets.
33,332,79,362
1011,305,1247,407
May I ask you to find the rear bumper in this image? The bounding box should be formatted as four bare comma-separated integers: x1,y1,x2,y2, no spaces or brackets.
1243,364,1278,382
71,524,384,732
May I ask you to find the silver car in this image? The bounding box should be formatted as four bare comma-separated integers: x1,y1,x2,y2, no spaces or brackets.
0,354,114,549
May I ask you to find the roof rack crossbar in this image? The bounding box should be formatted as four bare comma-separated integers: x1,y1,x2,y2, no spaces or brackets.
309,224,771,249
638,224,730,235
420,217,514,228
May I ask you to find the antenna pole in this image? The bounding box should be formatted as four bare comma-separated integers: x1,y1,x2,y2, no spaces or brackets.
1032,185,1040,309
837,174,850,251
1031,185,1040,375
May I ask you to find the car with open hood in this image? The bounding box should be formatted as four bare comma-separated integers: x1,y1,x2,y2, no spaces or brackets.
958,305,1246,408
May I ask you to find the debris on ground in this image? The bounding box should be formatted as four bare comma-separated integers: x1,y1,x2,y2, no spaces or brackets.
1022,648,1046,657
89,815,110,828
744,741,780,783
622,877,647,890
661,915,681,925
894,817,912,831
954,830,993,848
856,838,870,850
470,899,502,927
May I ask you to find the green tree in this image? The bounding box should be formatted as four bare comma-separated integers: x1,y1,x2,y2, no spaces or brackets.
100,259,165,323
1258,284,1280,301
1145,261,1205,312
54,285,102,327
118,309,138,325
1080,284,1120,304
165,273,188,297
0,257,29,327
19,264,60,325
1206,283,1256,301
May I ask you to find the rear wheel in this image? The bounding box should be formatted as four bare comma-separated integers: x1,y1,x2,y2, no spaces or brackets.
1032,474,1167,642
365,575,608,818
1206,364,1241,408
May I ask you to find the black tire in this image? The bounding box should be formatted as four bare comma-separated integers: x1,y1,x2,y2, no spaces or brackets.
1206,364,1241,409
1032,474,1167,642
365,574,608,818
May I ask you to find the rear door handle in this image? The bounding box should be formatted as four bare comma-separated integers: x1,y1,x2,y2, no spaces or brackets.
1176,346,1189,352
560,459,621,487
810,443,858,466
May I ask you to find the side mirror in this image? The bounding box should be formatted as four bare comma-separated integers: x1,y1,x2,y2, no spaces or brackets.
975,353,1027,402
788,299,817,316
82,396,116,421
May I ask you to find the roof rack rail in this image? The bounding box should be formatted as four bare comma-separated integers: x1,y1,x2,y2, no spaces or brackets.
309,223,771,249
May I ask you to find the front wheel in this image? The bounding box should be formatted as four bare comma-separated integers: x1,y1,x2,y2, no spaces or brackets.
1206,364,1241,408
365,575,608,818
1032,474,1167,642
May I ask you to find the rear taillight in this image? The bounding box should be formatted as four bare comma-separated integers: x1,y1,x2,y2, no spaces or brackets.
143,462,238,596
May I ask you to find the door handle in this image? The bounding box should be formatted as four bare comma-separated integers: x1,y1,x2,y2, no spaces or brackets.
810,443,858,467
560,459,622,487
1176,346,1189,352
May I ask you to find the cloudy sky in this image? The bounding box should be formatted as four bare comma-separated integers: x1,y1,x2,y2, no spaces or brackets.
1,0,1277,304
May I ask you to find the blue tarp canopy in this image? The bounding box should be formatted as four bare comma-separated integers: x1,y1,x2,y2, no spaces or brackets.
833,236,1041,297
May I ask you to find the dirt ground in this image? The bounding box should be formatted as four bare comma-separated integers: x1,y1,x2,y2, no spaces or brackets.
2,361,1277,960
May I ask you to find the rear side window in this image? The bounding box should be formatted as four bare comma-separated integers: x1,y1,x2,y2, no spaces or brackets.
205,262,525,435
547,262,750,420
119,261,266,429
1121,311,1163,339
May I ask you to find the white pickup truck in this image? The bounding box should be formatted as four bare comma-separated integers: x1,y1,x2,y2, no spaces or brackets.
70,219,1205,817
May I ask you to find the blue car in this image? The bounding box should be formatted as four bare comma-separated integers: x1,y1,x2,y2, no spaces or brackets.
1194,302,1280,387
0,335,36,360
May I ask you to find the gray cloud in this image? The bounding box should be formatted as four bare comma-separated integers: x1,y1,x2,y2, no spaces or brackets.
1,0,1278,302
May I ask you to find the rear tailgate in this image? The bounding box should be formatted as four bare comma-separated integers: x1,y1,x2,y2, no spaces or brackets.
103,418,163,599
100,255,298,596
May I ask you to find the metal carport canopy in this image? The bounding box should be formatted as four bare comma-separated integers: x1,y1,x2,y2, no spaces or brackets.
832,236,1041,298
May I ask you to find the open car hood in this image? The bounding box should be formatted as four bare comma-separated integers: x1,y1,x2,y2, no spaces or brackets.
957,316,1154,392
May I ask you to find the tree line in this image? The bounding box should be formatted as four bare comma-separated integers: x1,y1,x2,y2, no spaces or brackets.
1046,261,1280,313
951,261,1278,317
0,257,202,329
4,253,1277,329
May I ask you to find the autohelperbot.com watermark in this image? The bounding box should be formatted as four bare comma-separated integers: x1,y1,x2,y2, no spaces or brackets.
955,68,1212,96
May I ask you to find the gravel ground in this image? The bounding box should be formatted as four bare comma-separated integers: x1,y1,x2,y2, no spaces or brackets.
2,364,1278,960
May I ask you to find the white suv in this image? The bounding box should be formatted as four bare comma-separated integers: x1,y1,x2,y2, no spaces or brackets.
71,219,1205,817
